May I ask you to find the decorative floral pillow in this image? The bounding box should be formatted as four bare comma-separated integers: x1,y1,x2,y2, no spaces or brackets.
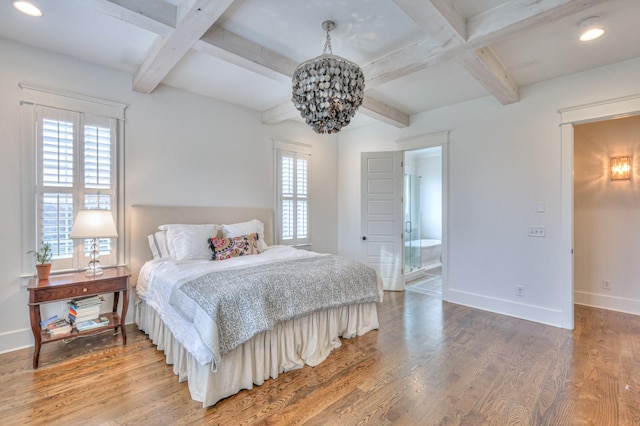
209,233,259,261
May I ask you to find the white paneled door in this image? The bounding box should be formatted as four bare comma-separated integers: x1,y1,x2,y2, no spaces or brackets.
361,151,403,291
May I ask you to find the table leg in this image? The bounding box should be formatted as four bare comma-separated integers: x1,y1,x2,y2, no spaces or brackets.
29,305,41,369
120,288,128,345
112,291,120,332
112,291,120,313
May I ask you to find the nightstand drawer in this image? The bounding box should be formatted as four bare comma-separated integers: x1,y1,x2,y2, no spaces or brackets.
30,277,128,303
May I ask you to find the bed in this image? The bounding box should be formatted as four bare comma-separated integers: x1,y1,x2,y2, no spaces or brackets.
129,205,382,408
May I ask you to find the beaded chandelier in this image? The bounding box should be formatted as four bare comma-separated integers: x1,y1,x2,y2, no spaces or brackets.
292,20,365,134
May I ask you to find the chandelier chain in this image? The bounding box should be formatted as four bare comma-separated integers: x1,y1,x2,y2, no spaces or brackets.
323,29,333,55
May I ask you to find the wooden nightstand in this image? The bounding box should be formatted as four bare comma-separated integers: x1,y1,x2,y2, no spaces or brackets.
27,266,131,369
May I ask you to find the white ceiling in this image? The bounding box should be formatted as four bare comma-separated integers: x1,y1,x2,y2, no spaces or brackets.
1,0,639,131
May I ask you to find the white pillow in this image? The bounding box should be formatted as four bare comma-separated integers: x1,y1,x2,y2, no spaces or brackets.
222,219,268,252
158,224,222,260
147,231,170,259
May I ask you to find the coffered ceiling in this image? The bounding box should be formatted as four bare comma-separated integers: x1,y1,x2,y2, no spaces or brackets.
2,0,639,130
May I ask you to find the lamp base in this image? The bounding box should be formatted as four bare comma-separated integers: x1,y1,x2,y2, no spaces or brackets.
86,241,102,276
85,266,103,277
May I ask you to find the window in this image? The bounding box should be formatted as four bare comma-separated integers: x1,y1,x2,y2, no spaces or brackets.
275,141,311,246
36,106,118,271
21,84,125,275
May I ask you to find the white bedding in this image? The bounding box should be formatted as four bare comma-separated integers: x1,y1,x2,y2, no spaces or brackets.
130,206,383,407
136,245,325,365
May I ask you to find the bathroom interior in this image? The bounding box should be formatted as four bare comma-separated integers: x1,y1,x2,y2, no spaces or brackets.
404,146,442,296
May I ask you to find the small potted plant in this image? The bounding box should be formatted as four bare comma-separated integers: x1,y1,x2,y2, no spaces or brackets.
27,242,53,280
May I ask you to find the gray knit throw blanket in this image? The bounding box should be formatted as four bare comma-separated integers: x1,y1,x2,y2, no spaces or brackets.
169,255,381,371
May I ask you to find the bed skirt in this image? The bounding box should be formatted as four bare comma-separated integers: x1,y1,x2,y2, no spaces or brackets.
135,300,380,407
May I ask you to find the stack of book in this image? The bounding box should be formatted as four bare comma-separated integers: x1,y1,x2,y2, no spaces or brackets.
40,315,59,330
44,318,72,336
76,316,109,331
68,295,105,324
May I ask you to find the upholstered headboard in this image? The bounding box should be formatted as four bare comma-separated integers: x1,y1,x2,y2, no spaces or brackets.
129,205,274,284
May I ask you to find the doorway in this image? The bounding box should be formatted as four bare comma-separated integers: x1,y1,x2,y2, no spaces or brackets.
404,146,443,297
360,131,449,293
573,115,640,313
559,93,640,330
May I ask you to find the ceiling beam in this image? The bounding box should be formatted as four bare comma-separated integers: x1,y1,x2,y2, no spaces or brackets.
366,0,607,88
393,0,466,45
195,27,298,84
90,0,176,36
132,0,237,94
261,100,298,125
467,0,602,44
395,0,520,105
458,47,519,105
360,96,410,128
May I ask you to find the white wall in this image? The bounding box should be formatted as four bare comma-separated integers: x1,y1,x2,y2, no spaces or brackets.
404,149,443,241
338,56,640,327
0,38,339,353
574,116,640,314
417,152,442,240
404,153,418,175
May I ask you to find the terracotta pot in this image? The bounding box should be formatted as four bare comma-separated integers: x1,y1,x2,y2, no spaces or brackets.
36,263,52,280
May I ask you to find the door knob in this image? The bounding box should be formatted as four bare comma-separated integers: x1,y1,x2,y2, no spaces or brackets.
362,236,367,241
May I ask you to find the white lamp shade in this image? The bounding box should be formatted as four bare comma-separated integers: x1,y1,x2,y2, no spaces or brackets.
70,210,118,239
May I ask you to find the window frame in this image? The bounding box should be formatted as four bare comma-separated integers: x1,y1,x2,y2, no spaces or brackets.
20,84,126,277
273,139,312,247
36,107,118,270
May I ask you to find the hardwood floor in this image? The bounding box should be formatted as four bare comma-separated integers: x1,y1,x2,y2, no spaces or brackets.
2,292,639,425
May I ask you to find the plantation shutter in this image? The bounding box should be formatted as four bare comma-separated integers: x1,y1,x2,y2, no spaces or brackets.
276,149,310,246
40,110,76,262
35,106,118,271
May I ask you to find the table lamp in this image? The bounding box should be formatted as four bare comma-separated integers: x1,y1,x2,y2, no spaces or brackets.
70,210,118,276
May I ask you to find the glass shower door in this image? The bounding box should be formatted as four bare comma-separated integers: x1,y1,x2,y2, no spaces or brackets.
404,174,422,273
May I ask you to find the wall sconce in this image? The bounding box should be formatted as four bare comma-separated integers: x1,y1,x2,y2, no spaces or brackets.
610,156,631,180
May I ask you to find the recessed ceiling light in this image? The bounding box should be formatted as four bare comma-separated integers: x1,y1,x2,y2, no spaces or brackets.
578,16,604,42
580,28,605,41
13,1,43,17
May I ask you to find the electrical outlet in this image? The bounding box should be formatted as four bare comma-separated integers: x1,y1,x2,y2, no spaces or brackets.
516,286,525,297
527,226,546,237
602,280,612,290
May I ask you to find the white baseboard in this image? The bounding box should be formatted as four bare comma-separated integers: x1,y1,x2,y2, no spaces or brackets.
0,317,137,356
444,288,566,328
0,328,33,355
574,291,640,315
